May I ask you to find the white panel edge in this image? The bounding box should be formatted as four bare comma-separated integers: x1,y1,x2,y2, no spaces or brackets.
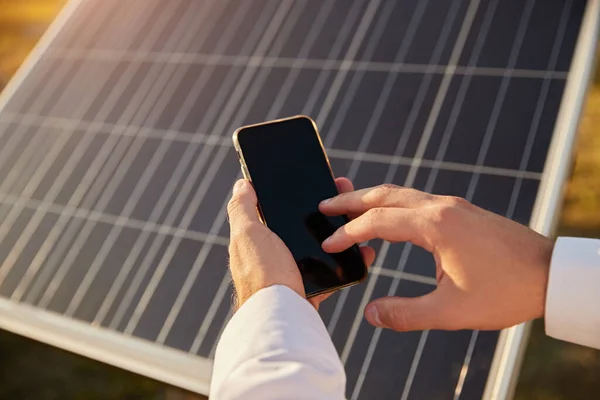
483,1,600,399
0,297,212,395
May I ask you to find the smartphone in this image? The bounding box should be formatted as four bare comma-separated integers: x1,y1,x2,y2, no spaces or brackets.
232,115,367,297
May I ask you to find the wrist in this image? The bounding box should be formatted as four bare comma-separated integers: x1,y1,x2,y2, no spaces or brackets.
234,280,305,310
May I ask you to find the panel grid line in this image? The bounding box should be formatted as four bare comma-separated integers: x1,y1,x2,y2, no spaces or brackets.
36,0,195,309
0,0,126,235
340,0,487,397
0,0,151,287
0,191,439,289
64,0,221,317
87,0,248,325
186,0,384,353
0,193,231,246
455,1,574,398
183,0,360,352
42,48,571,79
94,0,274,329
313,0,384,128
327,0,456,342
395,0,501,397
119,0,297,334
6,0,160,301
0,112,545,180
451,0,539,397
153,0,316,346
321,0,401,149
113,0,296,333
185,0,396,352
2,0,156,301
0,130,74,283
14,0,189,305
507,0,574,219
326,0,430,340
464,0,538,201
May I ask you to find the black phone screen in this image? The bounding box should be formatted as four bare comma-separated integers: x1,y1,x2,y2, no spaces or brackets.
235,116,366,296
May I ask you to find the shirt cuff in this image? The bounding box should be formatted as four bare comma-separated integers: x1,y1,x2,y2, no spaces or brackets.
211,285,345,399
545,237,600,349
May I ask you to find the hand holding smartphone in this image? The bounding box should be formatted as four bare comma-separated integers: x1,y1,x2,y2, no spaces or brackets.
232,116,367,297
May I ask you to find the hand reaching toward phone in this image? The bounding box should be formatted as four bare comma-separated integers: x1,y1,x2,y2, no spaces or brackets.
228,178,554,331
319,184,554,332
227,178,375,310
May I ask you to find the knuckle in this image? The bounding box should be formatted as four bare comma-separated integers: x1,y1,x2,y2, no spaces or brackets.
363,208,385,235
378,183,399,191
333,191,347,203
365,207,384,223
408,188,435,202
441,195,471,208
389,305,410,332
429,196,470,225
227,195,243,216
428,205,457,228
404,187,422,196
368,184,398,202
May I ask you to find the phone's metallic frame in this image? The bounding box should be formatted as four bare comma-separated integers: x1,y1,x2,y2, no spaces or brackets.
232,115,368,298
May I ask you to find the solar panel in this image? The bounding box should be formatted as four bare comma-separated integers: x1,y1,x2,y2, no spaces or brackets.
0,0,597,398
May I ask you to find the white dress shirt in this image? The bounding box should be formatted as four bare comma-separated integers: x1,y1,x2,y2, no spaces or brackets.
545,237,600,349
211,237,600,399
211,285,346,399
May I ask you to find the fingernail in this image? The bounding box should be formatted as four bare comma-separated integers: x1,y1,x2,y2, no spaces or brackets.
233,180,245,193
320,198,332,205
365,305,383,327
322,236,333,246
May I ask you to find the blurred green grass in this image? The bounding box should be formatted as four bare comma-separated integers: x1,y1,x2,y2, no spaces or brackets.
0,330,167,400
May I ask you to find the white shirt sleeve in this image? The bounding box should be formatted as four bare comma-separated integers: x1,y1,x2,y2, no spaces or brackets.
545,237,600,349
210,285,346,400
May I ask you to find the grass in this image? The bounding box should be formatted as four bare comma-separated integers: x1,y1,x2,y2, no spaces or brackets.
559,85,600,235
